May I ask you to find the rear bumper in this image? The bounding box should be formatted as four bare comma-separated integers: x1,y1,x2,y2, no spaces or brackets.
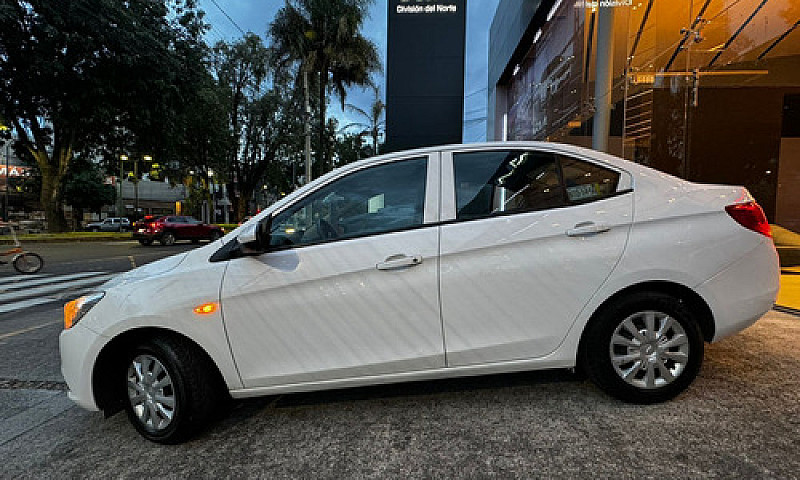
132,231,162,241
696,238,780,342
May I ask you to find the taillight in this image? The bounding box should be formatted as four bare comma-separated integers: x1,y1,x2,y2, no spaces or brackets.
725,201,772,237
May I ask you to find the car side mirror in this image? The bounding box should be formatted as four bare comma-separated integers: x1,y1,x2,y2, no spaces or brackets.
236,215,272,254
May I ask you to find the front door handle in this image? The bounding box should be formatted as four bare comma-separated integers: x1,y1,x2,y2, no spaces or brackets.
566,222,610,237
376,254,423,271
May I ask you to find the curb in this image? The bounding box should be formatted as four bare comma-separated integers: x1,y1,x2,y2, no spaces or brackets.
773,305,800,317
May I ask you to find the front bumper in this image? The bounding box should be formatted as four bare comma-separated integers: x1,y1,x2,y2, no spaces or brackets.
60,323,104,412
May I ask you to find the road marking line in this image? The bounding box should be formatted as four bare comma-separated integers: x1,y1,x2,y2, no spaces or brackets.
0,272,107,293
0,320,60,340
0,274,114,302
0,297,57,314
0,274,48,286
129,255,136,268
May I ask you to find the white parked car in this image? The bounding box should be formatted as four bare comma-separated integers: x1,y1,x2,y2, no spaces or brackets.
60,142,779,443
85,217,132,232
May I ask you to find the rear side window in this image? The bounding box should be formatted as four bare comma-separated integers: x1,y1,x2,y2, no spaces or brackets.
453,150,622,220
560,155,620,203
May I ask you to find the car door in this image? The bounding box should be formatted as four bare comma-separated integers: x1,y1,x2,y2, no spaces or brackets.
101,219,114,232
439,147,633,366
221,155,444,388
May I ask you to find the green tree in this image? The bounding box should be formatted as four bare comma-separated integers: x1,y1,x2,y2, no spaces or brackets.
62,156,116,230
0,0,207,231
343,84,385,156
270,0,381,179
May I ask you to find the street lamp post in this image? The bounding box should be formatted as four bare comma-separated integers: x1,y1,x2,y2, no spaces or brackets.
3,142,8,222
118,154,127,217
1,124,9,222
208,169,216,224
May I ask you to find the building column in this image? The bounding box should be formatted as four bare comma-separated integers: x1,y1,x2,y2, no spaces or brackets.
592,6,615,152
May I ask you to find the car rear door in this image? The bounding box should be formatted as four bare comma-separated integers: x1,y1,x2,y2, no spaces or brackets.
439,147,633,366
221,154,444,388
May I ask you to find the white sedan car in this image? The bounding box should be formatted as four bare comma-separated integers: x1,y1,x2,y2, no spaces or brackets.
60,142,779,443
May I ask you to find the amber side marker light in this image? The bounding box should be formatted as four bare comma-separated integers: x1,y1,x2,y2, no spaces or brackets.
193,302,218,315
64,299,80,329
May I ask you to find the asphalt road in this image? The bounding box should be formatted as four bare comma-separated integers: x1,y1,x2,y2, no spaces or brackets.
4,240,200,277
0,243,798,479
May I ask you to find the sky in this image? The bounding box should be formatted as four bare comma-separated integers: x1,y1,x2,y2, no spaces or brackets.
197,0,500,143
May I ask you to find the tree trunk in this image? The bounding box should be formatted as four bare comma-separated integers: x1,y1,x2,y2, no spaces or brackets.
318,69,328,176
36,152,69,233
236,193,249,223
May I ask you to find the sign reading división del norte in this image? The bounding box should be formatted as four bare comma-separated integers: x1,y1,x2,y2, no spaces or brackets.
385,0,466,152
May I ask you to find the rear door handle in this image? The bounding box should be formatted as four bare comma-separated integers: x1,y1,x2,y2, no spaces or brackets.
376,254,423,271
566,222,610,237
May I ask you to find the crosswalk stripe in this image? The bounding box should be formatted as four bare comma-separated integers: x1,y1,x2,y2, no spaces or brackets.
0,274,48,286
0,273,115,303
0,297,57,314
0,272,107,293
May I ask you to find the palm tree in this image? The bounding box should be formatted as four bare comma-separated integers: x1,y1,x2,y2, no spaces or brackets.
270,0,381,180
343,85,384,156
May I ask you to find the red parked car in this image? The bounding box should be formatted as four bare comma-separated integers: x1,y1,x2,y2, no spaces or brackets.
132,216,224,246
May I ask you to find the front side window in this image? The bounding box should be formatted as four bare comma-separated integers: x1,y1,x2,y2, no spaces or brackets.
270,157,428,247
453,150,622,220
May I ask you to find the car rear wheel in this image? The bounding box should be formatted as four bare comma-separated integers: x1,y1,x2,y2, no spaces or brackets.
581,292,703,404
160,232,176,246
123,337,220,444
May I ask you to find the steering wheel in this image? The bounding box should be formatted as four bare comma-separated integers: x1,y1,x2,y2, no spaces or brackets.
317,218,338,240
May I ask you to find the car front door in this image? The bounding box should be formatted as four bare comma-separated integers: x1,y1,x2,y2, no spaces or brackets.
221,155,444,388
439,147,633,366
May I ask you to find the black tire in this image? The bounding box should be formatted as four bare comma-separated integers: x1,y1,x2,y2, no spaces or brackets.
160,232,176,246
91,227,100,232
138,239,153,246
580,292,704,404
208,230,222,242
13,252,43,274
123,336,221,444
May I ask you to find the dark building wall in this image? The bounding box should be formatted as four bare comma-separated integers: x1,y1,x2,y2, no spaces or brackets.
486,0,543,140
385,0,467,152
649,86,800,222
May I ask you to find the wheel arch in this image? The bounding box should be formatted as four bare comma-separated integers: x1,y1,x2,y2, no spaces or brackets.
91,327,229,417
577,280,715,367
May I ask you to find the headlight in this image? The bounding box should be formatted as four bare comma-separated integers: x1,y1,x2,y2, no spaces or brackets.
64,292,105,330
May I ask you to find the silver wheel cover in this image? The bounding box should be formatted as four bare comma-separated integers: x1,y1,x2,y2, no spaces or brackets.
127,354,176,432
609,311,690,389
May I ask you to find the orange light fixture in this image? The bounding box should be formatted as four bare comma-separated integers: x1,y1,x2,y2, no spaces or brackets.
193,302,218,315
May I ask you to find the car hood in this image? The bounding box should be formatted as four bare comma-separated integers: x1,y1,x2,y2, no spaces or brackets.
101,252,190,290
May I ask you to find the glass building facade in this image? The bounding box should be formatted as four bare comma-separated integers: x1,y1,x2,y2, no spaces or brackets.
489,0,800,232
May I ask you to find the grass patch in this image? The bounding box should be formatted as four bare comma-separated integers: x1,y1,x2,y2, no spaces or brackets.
0,232,133,243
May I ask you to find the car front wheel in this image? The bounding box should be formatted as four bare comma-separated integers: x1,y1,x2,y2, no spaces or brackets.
581,292,704,404
123,337,220,444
